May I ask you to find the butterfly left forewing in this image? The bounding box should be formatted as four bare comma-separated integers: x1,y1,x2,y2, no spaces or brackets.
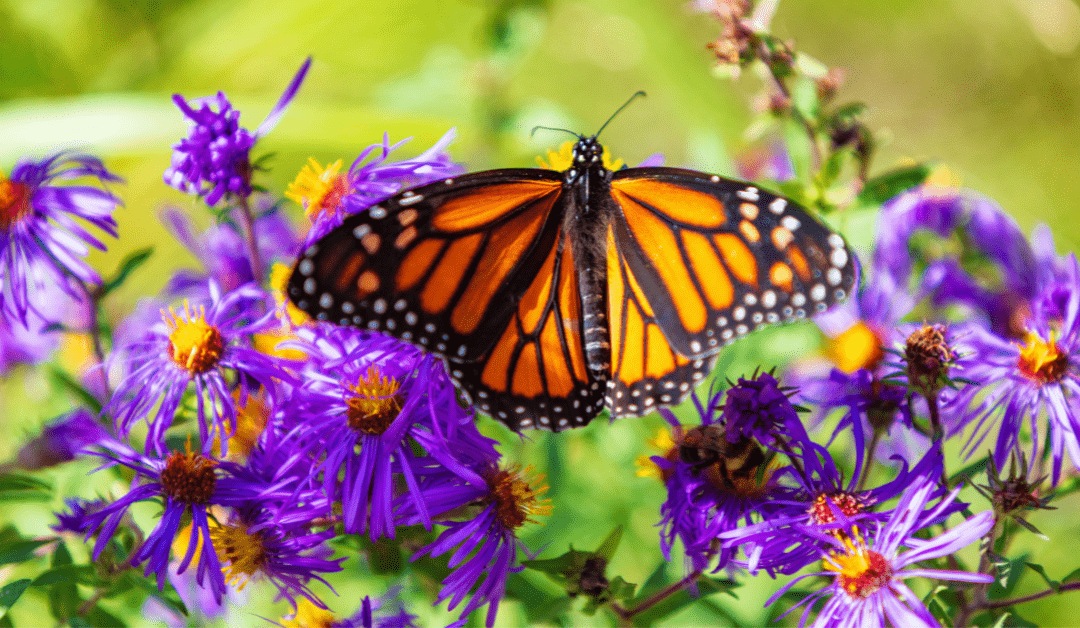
289,169,565,363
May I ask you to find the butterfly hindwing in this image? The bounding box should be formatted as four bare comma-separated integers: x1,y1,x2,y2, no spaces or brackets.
457,226,607,431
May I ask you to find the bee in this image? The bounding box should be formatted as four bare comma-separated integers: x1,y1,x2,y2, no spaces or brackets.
677,424,767,493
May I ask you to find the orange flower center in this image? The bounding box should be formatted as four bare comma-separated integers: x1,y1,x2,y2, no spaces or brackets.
345,366,403,434
165,303,225,374
0,175,31,230
485,466,552,530
808,492,868,527
159,448,217,504
1017,330,1069,385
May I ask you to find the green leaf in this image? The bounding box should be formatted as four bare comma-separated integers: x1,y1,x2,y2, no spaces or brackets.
856,164,931,206
48,544,80,623
100,247,154,296
31,565,93,587
1025,562,1060,592
1061,566,1080,585
594,526,622,561
67,618,91,628
0,580,30,619
789,75,820,123
0,473,52,503
47,368,104,414
0,538,53,566
504,572,571,624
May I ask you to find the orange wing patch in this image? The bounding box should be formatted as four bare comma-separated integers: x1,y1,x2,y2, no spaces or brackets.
614,188,708,333
420,233,482,315
610,178,727,228
451,206,550,334
432,181,560,230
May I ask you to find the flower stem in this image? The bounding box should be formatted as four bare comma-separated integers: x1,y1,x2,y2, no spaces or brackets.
925,392,949,489
235,194,264,286
611,569,703,621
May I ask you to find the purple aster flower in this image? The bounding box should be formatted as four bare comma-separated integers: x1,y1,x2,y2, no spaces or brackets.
15,408,108,470
719,371,806,452
78,445,265,603
161,201,301,298
282,323,481,539
719,442,949,576
653,388,789,572
52,498,108,535
105,281,290,456
208,503,343,608
949,254,1080,484
289,129,463,241
873,186,1043,338
0,152,121,324
165,58,311,206
397,460,549,628
767,475,994,628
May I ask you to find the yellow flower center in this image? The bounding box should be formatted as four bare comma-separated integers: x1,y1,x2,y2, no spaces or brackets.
537,141,624,171
286,158,350,222
210,521,267,589
0,174,31,230
826,322,884,373
346,366,404,434
485,465,553,530
165,303,225,374
281,598,337,628
1017,330,1069,385
159,446,217,505
824,535,892,600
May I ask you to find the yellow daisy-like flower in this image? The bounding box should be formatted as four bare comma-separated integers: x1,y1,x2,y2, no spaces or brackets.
537,141,624,171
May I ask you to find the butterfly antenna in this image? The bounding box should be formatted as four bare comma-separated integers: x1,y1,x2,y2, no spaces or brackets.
530,125,582,139
595,91,647,138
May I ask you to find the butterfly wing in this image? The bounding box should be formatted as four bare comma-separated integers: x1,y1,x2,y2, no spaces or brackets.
603,168,856,416
289,168,605,431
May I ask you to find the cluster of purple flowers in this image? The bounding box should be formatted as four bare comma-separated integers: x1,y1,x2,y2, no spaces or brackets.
9,56,1071,628
17,58,551,628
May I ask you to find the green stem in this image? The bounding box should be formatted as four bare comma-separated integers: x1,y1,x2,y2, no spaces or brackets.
235,194,264,286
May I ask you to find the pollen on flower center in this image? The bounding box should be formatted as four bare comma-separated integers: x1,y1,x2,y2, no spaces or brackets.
808,492,869,526
484,466,553,530
165,303,225,374
0,175,31,229
346,366,404,434
210,521,267,589
825,540,892,600
1017,330,1069,384
286,158,349,221
159,448,217,504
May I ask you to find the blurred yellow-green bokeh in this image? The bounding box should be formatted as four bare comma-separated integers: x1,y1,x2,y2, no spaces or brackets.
2,0,1079,626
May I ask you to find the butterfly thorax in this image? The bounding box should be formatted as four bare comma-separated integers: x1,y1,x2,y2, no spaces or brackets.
564,136,614,377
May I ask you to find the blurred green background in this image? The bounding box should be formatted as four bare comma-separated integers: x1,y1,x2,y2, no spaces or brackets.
2,0,1079,626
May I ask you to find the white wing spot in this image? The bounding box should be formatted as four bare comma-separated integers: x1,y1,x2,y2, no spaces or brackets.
736,187,760,201
769,198,787,214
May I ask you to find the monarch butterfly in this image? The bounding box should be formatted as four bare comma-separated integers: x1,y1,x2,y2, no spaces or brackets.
288,125,855,432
